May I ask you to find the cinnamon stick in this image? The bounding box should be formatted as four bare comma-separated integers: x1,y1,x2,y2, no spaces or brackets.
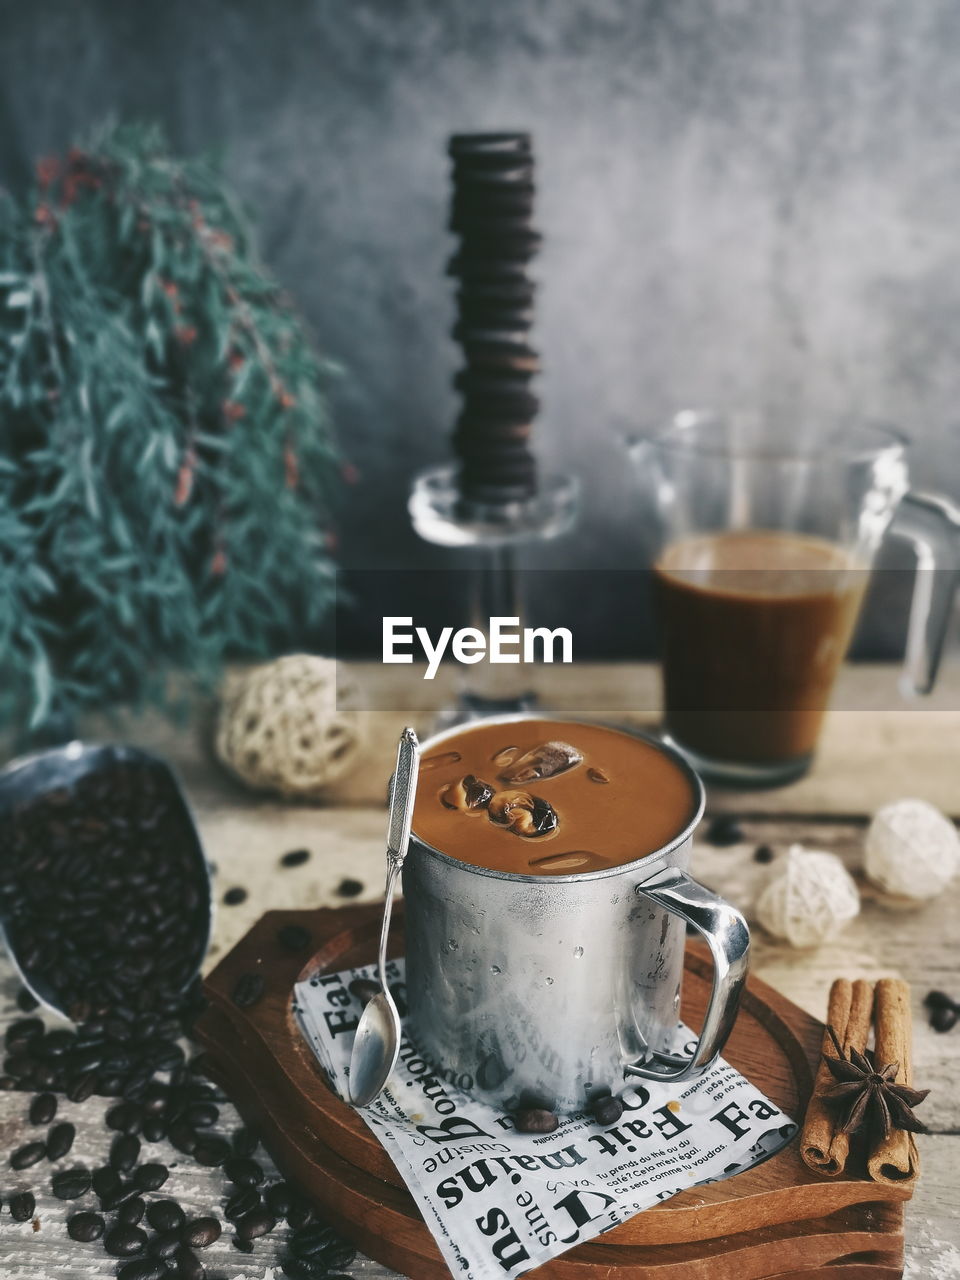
868,978,919,1187
801,978,874,1175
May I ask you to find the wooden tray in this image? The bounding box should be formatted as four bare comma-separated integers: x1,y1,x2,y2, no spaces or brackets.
197,905,909,1279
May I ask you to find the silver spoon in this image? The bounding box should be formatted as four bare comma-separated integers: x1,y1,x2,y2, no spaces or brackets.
349,726,420,1106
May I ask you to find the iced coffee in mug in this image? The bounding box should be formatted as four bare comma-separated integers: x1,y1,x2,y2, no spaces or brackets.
630,413,960,785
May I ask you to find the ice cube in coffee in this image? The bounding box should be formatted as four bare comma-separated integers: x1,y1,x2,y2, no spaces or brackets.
412,718,697,875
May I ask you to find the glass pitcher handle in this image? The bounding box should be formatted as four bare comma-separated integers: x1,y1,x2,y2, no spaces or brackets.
625,868,750,1083
890,491,960,695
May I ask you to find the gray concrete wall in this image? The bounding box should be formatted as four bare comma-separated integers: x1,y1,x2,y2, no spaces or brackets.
1,0,958,656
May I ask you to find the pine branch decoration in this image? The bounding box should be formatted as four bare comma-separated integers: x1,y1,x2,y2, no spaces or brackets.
0,122,344,728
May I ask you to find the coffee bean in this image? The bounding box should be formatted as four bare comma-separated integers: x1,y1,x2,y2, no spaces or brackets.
105,1223,148,1256
134,1162,169,1191
67,1069,98,1102
107,1102,144,1134
231,1126,259,1157
224,1156,264,1187
168,1120,199,1156
185,1102,218,1128
925,990,958,1011
181,1217,222,1248
225,1186,261,1220
118,1196,146,1225
233,1235,254,1252
146,1199,186,1232
236,1208,275,1240
335,877,364,897
52,1166,92,1199
753,844,775,864
705,814,744,846
46,1120,76,1160
6,1017,44,1051
231,973,264,1009
10,1139,46,1169
101,1180,143,1212
514,1108,559,1133
324,1242,358,1270
193,1136,230,1167
591,1094,624,1126
222,886,248,905
9,1190,36,1221
931,1005,959,1033
285,1196,316,1230
67,1210,105,1241
174,1246,205,1280
142,1114,167,1143
117,1260,168,1280
147,1228,182,1259
29,1091,57,1124
280,849,310,867
264,1181,294,1219
17,988,40,1012
111,1132,141,1172
92,1165,122,1199
291,1222,338,1257
277,924,312,951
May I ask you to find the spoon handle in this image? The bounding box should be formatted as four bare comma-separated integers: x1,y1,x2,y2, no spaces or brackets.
378,727,420,992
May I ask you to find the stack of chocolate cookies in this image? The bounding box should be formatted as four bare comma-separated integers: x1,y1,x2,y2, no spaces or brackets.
447,132,541,505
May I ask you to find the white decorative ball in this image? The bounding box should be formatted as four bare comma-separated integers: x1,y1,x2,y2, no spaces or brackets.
864,798,960,900
756,845,860,948
215,655,366,798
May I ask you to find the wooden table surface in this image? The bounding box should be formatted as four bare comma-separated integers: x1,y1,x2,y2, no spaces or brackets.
1,661,958,1279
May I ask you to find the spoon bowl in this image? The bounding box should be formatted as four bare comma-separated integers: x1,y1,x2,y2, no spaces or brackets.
349,988,402,1107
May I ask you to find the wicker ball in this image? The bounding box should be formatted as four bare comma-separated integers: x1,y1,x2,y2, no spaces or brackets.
756,845,860,948
864,798,960,900
215,655,365,798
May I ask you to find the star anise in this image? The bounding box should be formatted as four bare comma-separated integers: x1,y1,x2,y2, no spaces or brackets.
821,1025,929,1140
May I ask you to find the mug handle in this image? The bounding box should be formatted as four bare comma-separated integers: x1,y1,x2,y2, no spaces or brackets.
624,868,750,1083
890,490,960,696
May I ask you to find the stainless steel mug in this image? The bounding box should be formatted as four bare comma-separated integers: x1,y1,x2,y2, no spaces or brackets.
403,717,750,1114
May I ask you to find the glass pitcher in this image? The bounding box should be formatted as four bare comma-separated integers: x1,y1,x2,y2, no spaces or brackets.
629,412,960,786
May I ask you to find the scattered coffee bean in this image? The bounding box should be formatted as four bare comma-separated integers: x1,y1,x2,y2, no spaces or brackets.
104,1223,148,1257
231,1126,259,1157
92,1166,121,1199
141,1114,167,1144
277,924,312,952
280,848,310,868
224,1156,264,1187
181,1216,222,1248
264,1181,294,1219
185,1102,219,1129
514,1108,559,1134
931,1005,958,1033
222,886,248,906
146,1199,186,1233
52,1166,93,1199
117,1260,168,1280
29,1092,57,1125
232,973,265,1009
147,1228,183,1259
174,1246,205,1280
118,1196,146,1226
101,1180,143,1212
925,990,958,1011
46,1121,76,1160
705,814,744,846
67,1069,99,1103
106,1102,143,1134
17,988,40,1013
335,877,364,897
9,1190,36,1222
348,978,380,1006
233,1234,254,1252
236,1208,276,1240
290,1222,339,1257
67,1210,105,1241
194,1136,231,1167
225,1186,261,1220
324,1242,358,1270
754,844,775,864
111,1132,141,1172
10,1140,46,1169
591,1094,624,1126
285,1196,317,1230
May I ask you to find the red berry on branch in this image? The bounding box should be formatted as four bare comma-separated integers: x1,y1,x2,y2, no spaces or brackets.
342,461,360,485
175,325,198,346
284,445,299,491
36,156,60,190
210,549,228,576
222,400,245,422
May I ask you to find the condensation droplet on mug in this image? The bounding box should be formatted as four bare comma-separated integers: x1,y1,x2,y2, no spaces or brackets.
446,938,459,953
573,946,584,959
545,976,554,986
490,964,502,975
